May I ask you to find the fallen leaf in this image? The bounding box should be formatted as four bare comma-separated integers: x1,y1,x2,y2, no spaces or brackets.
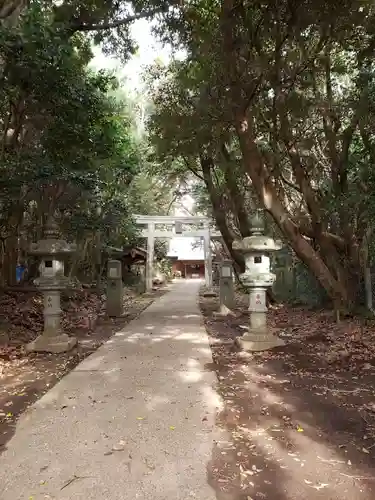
170,426,175,430
312,483,329,490
362,447,370,454
112,440,126,452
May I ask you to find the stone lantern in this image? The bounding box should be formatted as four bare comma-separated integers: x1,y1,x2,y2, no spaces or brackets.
232,211,284,351
26,217,77,353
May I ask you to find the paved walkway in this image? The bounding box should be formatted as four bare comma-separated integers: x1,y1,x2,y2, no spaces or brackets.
0,281,219,500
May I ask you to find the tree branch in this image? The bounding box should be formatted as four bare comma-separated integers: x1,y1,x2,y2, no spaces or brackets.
279,173,302,193
220,142,251,236
69,5,173,32
182,156,205,181
72,11,148,32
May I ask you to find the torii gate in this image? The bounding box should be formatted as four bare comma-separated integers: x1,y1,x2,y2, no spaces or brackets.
134,215,221,292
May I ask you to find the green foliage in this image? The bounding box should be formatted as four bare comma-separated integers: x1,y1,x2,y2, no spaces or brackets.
0,2,179,284
0,5,139,241
144,0,375,305
273,258,329,307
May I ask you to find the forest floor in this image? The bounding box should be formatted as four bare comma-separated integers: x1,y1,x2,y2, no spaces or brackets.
201,288,375,499
0,284,168,452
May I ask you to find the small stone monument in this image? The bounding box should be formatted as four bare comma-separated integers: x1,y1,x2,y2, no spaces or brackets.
136,266,146,294
232,211,284,351
106,259,123,317
218,260,235,313
26,217,77,353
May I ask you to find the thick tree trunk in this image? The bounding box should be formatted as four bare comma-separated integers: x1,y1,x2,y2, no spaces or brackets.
235,113,349,306
0,0,26,26
200,154,245,272
220,144,251,236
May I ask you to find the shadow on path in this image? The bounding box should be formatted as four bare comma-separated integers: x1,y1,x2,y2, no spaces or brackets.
201,293,375,500
0,288,167,456
0,281,218,500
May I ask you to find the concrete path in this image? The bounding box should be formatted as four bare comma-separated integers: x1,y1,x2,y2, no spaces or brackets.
0,280,219,500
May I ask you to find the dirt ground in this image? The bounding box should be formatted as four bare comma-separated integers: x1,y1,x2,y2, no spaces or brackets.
201,289,375,500
0,285,167,453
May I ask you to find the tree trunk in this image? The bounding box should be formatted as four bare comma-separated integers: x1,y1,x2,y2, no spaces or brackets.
235,112,349,306
220,143,251,236
200,153,245,272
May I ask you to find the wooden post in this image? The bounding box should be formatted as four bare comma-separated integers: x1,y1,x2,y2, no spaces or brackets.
106,259,123,317
146,222,155,292
219,260,234,309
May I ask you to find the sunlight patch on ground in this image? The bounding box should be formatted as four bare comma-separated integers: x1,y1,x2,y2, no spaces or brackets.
202,385,223,413
198,347,212,356
230,365,363,496
146,394,170,411
179,368,203,383
175,332,206,343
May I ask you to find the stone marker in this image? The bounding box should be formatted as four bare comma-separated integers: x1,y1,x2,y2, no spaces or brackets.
137,267,146,294
218,260,235,312
26,217,77,354
106,259,123,317
232,211,284,351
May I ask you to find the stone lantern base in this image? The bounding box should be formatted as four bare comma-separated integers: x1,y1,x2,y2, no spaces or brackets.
26,333,77,354
237,327,285,352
